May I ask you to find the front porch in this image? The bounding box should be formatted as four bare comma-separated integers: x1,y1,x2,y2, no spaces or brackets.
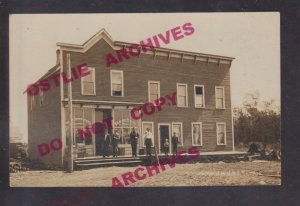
74,151,247,170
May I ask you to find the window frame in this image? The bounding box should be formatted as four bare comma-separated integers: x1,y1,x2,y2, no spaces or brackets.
194,84,205,108
176,83,188,108
67,108,95,146
141,121,154,147
113,109,141,145
110,70,124,97
215,86,225,109
81,67,96,95
148,81,160,103
171,122,183,146
191,122,203,146
216,122,227,145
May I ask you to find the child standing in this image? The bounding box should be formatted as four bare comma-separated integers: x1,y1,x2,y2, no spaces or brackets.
163,138,169,155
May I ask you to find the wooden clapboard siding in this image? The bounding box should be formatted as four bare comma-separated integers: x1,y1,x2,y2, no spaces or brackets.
61,38,233,152
27,75,63,166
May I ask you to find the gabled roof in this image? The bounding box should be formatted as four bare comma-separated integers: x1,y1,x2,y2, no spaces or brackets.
23,64,60,94
56,29,115,52
56,28,235,61
25,29,235,95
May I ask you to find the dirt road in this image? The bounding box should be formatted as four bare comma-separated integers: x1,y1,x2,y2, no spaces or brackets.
10,160,280,187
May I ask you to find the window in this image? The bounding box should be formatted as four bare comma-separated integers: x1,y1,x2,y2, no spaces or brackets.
111,70,124,97
39,92,44,106
114,110,140,144
194,85,205,108
216,123,226,145
172,122,183,146
141,122,154,147
177,83,188,107
65,108,94,145
215,87,225,109
148,81,160,102
81,67,95,95
192,122,202,146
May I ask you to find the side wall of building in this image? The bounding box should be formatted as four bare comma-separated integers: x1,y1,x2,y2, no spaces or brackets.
27,74,63,167
61,39,233,152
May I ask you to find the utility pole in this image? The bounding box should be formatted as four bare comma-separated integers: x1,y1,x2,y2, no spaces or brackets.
67,53,73,173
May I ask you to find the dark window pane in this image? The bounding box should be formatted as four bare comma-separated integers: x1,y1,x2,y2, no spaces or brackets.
195,87,203,95
113,90,122,96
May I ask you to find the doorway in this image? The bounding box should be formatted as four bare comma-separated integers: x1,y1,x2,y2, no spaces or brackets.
95,109,112,156
158,124,171,154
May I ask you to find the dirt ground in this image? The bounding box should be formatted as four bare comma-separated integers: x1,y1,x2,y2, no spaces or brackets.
10,160,281,187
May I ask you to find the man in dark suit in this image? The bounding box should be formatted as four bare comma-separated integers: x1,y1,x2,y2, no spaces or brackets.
130,128,139,157
103,133,111,158
171,132,179,155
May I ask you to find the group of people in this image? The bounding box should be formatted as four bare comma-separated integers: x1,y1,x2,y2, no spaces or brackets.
102,128,180,158
137,128,180,157
103,130,121,158
102,128,140,158
162,133,179,155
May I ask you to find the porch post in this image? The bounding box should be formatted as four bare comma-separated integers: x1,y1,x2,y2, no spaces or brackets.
67,53,74,172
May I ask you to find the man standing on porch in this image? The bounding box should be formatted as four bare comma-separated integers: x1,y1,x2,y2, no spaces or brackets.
103,133,111,158
144,128,153,157
130,128,139,157
112,130,120,158
171,132,179,155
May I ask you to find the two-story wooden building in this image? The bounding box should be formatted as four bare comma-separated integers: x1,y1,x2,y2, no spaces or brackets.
27,29,235,167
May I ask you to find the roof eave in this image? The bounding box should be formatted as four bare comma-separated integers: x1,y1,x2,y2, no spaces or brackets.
114,41,235,61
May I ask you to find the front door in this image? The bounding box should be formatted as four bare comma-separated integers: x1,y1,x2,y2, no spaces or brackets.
95,109,112,156
158,124,171,154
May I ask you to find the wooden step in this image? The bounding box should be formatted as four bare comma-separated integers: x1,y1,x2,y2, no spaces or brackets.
75,160,142,169
77,160,142,166
75,157,142,164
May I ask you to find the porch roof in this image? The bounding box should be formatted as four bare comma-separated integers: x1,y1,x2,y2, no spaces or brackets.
62,99,144,107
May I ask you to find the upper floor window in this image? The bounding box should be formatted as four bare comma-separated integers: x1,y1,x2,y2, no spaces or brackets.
216,122,226,145
148,81,160,102
215,86,225,109
177,83,188,107
194,85,205,108
111,70,124,97
81,67,95,95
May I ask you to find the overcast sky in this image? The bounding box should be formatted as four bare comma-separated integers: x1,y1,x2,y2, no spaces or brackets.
9,13,280,142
